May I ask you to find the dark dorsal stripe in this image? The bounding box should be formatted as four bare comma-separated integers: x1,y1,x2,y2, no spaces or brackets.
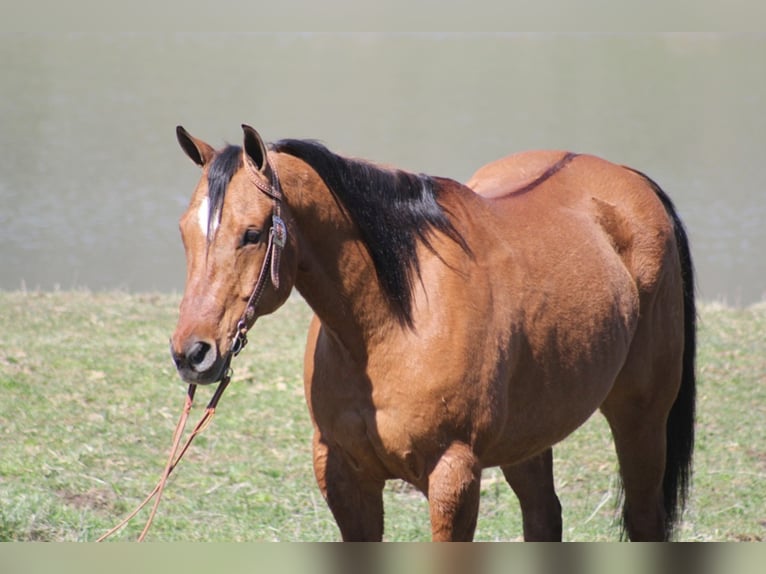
510,152,579,196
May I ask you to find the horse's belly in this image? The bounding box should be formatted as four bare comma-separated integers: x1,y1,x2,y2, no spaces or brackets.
468,252,638,465
484,297,637,465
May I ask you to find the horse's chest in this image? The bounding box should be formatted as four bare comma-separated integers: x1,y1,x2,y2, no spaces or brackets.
307,330,485,486
313,389,434,486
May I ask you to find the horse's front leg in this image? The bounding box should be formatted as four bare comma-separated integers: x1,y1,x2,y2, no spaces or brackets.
312,431,385,541
428,441,482,541
502,448,562,541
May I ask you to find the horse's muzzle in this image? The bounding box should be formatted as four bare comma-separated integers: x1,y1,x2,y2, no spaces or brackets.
170,338,227,385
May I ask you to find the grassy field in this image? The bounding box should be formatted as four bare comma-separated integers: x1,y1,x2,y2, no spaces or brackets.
0,291,763,542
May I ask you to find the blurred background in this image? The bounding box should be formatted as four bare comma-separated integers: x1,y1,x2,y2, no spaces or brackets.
2,32,764,304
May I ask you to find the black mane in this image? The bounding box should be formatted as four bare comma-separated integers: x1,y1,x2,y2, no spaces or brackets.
272,139,468,326
206,144,242,240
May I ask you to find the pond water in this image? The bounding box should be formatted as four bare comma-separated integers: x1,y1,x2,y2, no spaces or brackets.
1,33,764,304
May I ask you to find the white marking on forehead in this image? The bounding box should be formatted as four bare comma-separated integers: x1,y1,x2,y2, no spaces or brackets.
196,196,219,238
197,197,209,236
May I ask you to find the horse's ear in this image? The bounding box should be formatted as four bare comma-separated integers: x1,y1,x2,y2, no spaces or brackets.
242,124,268,173
176,126,215,167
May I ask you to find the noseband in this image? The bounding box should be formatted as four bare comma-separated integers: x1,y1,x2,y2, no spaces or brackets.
228,157,287,359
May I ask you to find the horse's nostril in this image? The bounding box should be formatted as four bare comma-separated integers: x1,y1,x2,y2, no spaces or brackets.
188,341,209,364
186,340,216,372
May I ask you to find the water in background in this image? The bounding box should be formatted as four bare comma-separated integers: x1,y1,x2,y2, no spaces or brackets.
1,33,764,304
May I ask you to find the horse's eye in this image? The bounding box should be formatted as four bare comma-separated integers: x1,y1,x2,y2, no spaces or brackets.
242,228,262,246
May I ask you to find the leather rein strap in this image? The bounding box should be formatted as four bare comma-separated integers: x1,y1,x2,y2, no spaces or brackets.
98,156,286,541
97,381,229,542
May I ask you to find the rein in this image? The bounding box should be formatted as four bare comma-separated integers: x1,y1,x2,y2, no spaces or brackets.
98,156,286,541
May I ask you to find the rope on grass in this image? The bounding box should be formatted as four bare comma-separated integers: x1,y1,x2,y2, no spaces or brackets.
97,378,229,542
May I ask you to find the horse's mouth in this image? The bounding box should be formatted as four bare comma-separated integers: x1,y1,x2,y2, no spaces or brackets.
177,367,225,386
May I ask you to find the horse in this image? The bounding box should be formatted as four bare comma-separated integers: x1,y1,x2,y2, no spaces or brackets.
170,125,696,541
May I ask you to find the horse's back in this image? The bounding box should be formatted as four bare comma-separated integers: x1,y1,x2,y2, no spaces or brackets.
465,150,573,198
466,150,678,297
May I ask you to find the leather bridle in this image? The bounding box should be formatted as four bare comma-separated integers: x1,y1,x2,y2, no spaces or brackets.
227,155,288,360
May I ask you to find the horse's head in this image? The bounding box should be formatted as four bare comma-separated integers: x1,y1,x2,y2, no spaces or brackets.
170,125,297,384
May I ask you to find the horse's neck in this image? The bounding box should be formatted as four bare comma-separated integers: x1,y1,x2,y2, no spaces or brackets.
277,155,400,358
295,231,396,354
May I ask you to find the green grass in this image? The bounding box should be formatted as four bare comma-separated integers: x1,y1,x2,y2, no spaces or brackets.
0,291,764,541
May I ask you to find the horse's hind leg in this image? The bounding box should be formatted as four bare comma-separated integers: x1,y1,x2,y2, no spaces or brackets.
428,441,482,541
600,303,685,541
502,448,563,541
601,397,669,541
312,431,385,541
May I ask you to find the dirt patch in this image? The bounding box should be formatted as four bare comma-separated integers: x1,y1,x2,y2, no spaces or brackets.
733,533,764,542
731,520,766,542
59,487,116,513
746,448,766,472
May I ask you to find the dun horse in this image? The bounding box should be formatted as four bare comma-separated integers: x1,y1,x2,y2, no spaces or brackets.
170,125,695,541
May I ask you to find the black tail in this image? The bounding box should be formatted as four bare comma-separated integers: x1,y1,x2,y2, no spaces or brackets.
630,170,697,539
